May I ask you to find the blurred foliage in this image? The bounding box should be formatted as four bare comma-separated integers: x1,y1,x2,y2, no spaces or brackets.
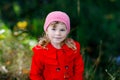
0,0,120,80
0,21,37,80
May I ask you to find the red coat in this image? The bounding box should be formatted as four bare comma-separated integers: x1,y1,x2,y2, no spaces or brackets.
29,41,84,80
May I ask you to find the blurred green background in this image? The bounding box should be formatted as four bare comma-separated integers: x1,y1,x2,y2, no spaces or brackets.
0,0,120,80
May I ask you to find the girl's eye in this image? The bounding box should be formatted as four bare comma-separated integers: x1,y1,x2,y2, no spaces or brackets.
52,28,56,30
60,29,66,31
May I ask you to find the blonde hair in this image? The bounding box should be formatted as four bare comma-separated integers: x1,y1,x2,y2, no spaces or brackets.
38,21,77,50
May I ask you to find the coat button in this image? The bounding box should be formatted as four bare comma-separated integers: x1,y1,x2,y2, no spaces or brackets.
65,65,69,70
56,67,60,72
64,72,69,79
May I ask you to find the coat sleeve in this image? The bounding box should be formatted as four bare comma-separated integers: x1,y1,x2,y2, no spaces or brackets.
29,45,44,80
74,42,84,80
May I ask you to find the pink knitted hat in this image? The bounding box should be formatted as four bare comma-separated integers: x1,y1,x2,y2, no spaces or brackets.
44,11,70,33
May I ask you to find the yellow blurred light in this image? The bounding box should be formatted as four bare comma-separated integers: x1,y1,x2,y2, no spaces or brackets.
17,21,28,29
0,35,6,39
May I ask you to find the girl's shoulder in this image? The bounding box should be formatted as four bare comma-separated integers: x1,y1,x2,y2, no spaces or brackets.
74,40,80,48
32,45,42,50
69,39,80,48
65,38,80,50
32,45,44,54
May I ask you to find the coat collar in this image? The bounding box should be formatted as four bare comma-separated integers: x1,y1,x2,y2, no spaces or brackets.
43,43,74,59
47,43,73,52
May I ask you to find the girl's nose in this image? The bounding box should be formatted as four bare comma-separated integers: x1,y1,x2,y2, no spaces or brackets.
55,30,60,35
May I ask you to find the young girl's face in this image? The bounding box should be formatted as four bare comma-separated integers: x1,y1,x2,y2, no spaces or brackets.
46,22,68,45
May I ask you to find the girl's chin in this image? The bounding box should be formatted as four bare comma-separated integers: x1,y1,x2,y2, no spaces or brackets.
51,40,62,44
